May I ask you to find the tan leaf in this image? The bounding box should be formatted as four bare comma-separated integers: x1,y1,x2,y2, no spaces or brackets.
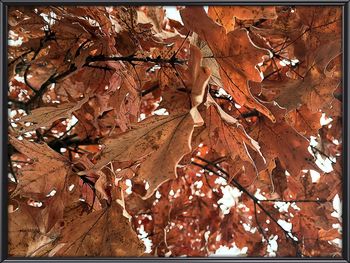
187,44,211,108
18,96,89,132
249,103,319,176
8,201,56,257
95,171,112,203
91,111,197,198
55,201,145,256
137,110,196,198
92,113,185,169
191,32,222,87
208,6,277,33
9,136,70,197
9,136,71,231
262,68,340,113
201,45,223,87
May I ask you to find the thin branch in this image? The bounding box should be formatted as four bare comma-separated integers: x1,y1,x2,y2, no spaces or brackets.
23,31,57,93
140,84,160,97
310,145,336,164
192,156,302,256
209,88,253,123
85,54,186,66
254,202,270,249
25,63,78,109
260,199,329,203
8,49,34,66
85,64,114,71
241,110,260,119
263,68,282,80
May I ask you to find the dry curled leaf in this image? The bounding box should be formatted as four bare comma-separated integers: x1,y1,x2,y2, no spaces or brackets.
181,7,276,122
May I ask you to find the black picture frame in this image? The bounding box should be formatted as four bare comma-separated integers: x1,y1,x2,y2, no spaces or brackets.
0,1,349,262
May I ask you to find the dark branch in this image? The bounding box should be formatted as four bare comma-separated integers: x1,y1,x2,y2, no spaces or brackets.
254,202,271,249
260,198,329,203
241,110,259,118
192,156,302,256
85,54,187,66
23,31,57,93
310,145,336,164
25,63,78,109
8,50,33,66
140,84,160,97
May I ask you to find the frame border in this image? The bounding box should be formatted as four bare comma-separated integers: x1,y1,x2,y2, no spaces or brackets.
0,1,349,262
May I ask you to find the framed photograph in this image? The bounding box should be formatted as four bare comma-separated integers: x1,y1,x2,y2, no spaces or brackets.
1,1,349,262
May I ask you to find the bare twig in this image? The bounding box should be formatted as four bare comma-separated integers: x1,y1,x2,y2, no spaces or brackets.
192,156,302,256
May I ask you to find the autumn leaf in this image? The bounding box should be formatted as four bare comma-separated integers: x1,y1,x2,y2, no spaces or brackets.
9,136,70,196
54,201,145,256
195,37,223,87
9,136,72,231
208,6,277,33
181,6,276,122
285,105,322,137
206,94,264,165
17,96,89,132
318,228,341,241
187,44,211,108
137,111,196,198
249,103,319,176
95,170,112,204
261,67,340,113
8,200,56,257
90,44,210,198
89,111,198,198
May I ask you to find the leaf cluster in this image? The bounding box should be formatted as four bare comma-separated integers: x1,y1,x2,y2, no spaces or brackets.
8,5,342,257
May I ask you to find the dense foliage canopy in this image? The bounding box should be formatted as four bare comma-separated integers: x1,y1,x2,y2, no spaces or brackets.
7,5,342,257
